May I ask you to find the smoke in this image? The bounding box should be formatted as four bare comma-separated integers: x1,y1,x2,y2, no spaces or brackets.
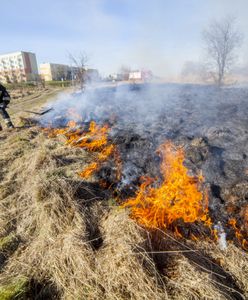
40,82,248,196
214,222,227,250
41,83,247,138
41,83,180,129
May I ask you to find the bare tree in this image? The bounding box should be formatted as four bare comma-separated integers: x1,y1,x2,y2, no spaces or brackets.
69,52,88,89
202,16,242,86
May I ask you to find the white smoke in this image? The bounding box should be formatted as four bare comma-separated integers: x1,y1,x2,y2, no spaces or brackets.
214,222,227,250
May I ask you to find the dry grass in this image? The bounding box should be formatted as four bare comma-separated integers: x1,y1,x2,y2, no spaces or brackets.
166,254,225,300
0,126,247,299
199,241,248,296
95,209,167,300
0,130,96,299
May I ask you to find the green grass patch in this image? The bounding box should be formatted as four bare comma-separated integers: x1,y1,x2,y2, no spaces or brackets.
45,80,72,87
0,278,28,300
5,82,36,90
0,235,16,252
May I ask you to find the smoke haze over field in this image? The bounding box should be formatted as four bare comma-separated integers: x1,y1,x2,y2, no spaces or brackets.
41,83,248,197
1,0,248,78
42,83,248,139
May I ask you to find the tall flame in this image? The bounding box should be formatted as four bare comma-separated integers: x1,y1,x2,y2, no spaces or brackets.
122,141,211,231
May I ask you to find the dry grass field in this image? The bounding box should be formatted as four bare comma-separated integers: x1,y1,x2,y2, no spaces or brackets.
0,126,247,300
0,85,247,299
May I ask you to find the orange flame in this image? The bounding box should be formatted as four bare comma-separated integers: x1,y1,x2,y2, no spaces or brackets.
229,218,248,250
79,144,115,178
122,141,211,232
66,121,109,151
79,162,99,178
67,120,77,128
45,121,121,180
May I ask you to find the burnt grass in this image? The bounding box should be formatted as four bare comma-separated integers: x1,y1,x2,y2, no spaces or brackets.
43,83,248,245
1,83,248,299
87,84,248,240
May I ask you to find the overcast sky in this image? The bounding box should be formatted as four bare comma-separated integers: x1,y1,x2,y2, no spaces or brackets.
1,0,248,77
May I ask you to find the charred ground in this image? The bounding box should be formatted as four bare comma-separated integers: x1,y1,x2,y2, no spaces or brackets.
45,83,248,236
0,83,247,299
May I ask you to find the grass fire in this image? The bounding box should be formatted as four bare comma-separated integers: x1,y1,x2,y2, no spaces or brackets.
0,83,248,300
2,1,248,298
44,120,119,179
122,141,211,233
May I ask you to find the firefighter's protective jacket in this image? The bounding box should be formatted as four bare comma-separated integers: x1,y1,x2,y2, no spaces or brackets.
0,84,11,107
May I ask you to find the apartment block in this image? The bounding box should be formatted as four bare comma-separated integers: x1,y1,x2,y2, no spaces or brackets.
39,63,100,83
39,63,72,81
0,51,39,83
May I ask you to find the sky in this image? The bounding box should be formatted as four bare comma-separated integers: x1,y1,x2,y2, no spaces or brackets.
1,0,248,78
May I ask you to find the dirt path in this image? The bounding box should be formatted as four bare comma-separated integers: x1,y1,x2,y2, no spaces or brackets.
9,87,72,115
3,87,73,126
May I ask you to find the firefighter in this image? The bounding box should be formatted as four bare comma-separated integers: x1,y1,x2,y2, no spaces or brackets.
0,83,14,130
